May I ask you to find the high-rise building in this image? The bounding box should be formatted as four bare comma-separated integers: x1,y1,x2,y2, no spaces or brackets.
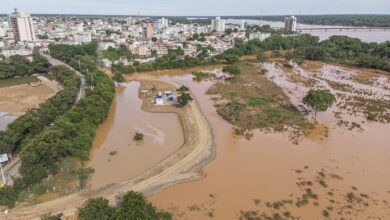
143,23,154,39
9,8,36,42
211,17,226,32
154,17,169,30
284,16,297,33
240,20,246,31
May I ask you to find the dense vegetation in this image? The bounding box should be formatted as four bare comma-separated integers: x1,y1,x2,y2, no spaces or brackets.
219,32,390,72
78,191,171,220
291,35,390,72
134,55,219,72
0,42,115,208
101,45,133,61
0,50,50,79
49,40,99,74
0,66,80,155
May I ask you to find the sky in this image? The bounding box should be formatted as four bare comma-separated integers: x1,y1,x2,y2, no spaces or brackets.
1,0,390,16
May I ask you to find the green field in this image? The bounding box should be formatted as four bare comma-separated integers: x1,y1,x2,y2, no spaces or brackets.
0,76,40,88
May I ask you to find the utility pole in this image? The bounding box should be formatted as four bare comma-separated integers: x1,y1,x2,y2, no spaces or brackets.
78,59,81,71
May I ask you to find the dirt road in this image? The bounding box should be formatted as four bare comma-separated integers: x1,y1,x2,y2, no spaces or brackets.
1,78,215,220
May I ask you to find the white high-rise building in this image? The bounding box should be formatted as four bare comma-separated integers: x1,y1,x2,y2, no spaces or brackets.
284,16,297,33
211,17,226,32
9,8,36,42
240,20,246,31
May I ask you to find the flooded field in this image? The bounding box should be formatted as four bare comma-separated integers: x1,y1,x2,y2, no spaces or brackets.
149,66,390,219
0,79,59,131
88,82,184,189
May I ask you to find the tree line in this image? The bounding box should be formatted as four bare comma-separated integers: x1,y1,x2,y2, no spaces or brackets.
0,42,115,208
0,50,50,79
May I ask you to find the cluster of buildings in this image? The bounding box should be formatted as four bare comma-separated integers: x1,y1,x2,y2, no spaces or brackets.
0,8,299,64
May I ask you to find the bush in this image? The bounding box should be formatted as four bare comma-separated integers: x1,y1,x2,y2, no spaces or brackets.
134,132,144,141
223,65,241,75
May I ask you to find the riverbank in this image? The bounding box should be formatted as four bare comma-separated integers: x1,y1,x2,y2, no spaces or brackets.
1,78,216,220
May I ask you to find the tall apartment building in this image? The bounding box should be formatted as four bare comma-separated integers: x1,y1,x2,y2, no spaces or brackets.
9,8,36,42
143,23,154,39
284,16,297,33
211,17,226,32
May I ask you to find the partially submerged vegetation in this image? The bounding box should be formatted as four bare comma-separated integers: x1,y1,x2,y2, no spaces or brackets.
208,62,312,143
239,167,388,220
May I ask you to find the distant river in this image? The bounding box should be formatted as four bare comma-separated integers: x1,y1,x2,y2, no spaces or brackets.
227,19,390,43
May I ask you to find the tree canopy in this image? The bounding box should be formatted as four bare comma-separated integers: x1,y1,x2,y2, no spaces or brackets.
78,191,171,220
303,89,336,116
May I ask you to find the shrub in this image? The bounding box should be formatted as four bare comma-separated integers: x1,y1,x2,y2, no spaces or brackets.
223,65,241,75
134,132,144,141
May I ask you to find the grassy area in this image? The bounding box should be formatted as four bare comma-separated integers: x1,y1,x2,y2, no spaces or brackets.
0,76,40,88
207,62,312,142
17,158,81,205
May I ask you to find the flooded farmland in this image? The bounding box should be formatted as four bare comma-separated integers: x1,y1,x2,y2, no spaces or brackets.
88,82,184,189
148,66,390,219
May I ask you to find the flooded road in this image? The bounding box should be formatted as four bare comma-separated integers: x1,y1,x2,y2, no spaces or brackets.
88,82,184,189
149,72,390,219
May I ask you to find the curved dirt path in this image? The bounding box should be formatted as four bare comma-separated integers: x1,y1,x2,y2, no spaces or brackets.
1,78,215,220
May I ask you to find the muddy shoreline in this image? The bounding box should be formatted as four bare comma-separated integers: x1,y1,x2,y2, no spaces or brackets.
2,78,216,220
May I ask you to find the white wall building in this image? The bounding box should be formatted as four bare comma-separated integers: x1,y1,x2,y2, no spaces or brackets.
211,17,226,32
9,9,36,42
284,16,297,33
249,32,271,41
74,32,92,44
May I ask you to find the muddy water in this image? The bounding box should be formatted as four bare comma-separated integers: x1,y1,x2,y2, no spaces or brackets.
149,73,390,219
88,82,184,189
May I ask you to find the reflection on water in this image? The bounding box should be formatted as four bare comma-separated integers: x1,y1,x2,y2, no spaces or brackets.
88,82,184,189
227,19,390,43
149,72,390,219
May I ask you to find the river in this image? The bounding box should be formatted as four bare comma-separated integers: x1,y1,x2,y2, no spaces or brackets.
227,19,390,42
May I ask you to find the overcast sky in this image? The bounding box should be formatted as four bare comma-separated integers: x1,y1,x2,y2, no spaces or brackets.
1,0,390,16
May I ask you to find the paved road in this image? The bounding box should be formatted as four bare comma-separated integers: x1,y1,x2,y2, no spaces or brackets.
41,53,86,102
2,157,21,185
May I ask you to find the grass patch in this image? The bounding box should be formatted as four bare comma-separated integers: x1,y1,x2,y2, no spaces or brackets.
208,62,312,142
0,76,40,88
246,96,272,106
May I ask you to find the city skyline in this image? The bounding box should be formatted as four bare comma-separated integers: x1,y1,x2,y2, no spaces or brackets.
1,0,390,16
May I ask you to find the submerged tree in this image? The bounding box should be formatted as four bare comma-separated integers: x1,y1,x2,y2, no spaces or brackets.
303,89,336,118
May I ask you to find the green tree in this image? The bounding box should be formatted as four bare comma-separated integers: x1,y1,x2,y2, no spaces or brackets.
78,191,171,220
78,197,114,220
303,89,336,118
176,86,193,107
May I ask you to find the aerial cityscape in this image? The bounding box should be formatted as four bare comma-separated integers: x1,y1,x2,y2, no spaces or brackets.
0,0,390,219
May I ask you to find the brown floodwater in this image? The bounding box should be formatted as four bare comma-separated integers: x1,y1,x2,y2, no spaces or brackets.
148,72,390,219
88,82,184,189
